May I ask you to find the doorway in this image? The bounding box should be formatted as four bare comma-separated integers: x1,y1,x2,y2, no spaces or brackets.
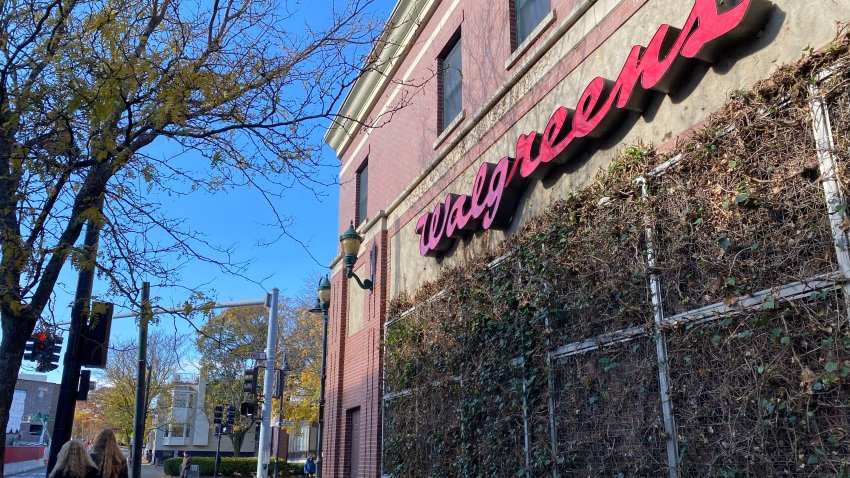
344,407,361,477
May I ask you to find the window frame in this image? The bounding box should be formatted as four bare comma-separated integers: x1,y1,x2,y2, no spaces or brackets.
511,0,552,49
356,160,368,226
438,29,463,133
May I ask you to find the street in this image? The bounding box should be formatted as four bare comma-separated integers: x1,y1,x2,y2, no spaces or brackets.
8,465,166,478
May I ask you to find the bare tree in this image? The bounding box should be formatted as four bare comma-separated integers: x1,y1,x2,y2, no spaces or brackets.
0,0,400,470
89,331,188,442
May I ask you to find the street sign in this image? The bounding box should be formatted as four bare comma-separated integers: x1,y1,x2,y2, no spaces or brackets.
277,420,294,427
248,351,267,360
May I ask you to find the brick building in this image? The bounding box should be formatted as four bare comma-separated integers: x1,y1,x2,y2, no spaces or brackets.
10,374,60,444
323,0,850,476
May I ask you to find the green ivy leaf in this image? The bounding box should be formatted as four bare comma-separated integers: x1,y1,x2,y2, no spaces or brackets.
762,297,776,310
825,362,839,373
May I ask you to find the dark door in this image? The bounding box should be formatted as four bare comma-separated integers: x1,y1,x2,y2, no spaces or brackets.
345,408,361,477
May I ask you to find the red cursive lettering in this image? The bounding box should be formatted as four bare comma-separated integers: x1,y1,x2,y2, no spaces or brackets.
415,0,771,256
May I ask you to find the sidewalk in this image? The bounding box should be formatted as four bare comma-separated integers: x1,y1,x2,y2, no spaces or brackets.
141,464,167,478
6,466,45,478
9,465,166,478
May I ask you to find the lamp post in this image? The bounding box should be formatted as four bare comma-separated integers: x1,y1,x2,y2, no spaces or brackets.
309,277,331,478
340,223,373,291
273,355,291,478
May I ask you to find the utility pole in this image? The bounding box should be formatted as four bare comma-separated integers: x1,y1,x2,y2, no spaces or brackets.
131,282,151,478
256,288,280,478
47,209,102,475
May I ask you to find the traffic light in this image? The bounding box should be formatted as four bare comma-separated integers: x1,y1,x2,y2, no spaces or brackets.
240,401,257,417
81,302,114,368
226,405,236,425
243,367,258,395
213,405,223,424
25,332,48,363
36,334,62,373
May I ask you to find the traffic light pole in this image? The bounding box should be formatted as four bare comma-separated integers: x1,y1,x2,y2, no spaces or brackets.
131,282,151,478
256,289,280,478
213,425,223,478
47,214,101,475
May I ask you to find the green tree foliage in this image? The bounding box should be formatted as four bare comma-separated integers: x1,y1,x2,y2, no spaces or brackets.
196,297,321,456
197,305,269,456
0,0,388,470
88,331,187,443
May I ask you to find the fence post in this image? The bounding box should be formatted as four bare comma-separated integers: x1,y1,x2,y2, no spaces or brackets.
638,177,680,478
809,73,850,322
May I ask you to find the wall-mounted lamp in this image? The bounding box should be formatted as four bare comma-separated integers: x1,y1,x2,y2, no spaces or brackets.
339,222,375,291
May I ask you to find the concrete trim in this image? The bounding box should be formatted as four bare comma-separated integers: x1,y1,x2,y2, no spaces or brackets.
325,0,441,156
432,109,466,150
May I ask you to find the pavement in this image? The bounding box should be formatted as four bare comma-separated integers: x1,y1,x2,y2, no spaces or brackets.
8,464,167,478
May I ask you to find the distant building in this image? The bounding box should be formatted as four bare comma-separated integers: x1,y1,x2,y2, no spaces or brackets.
147,373,319,464
148,373,217,462
280,421,318,462
9,374,60,444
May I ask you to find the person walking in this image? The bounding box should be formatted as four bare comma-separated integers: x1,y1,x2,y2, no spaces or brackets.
49,440,99,478
303,453,316,478
180,451,192,478
89,428,129,478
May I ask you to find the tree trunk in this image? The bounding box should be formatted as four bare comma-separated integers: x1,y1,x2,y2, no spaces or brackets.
0,309,39,477
231,432,245,457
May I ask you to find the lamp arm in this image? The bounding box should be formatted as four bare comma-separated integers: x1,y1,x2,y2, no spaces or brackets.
347,269,373,291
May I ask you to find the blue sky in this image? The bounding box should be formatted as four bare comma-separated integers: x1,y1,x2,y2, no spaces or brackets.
21,0,399,383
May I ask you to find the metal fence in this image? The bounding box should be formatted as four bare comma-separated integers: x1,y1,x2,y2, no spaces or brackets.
382,70,850,478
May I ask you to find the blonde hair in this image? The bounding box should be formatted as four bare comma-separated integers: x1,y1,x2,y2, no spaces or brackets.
91,428,127,478
50,440,96,478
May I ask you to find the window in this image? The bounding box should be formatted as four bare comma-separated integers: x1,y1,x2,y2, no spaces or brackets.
169,423,188,438
438,32,462,132
356,161,368,226
172,391,194,408
513,0,551,47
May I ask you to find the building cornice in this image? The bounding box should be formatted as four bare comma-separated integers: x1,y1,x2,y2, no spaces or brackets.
324,0,440,157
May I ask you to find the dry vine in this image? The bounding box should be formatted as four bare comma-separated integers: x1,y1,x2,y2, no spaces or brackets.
382,33,850,478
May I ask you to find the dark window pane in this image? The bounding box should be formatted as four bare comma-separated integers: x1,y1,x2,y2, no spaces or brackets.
515,0,550,46
440,38,462,131
357,163,368,225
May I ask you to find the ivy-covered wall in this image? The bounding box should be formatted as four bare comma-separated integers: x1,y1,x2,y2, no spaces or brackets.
383,35,850,477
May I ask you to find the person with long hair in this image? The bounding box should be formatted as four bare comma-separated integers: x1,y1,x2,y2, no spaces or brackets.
90,428,129,478
49,440,99,478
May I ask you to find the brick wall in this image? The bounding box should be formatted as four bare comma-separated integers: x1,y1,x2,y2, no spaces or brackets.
323,228,390,477
328,1,640,476
324,0,850,475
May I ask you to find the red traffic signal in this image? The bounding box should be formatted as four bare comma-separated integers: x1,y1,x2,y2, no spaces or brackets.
25,331,50,363
36,333,62,373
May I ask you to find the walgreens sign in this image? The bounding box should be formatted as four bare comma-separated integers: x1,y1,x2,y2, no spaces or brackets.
415,0,772,256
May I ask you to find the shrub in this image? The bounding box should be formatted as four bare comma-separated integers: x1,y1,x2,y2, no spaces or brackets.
163,457,302,476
